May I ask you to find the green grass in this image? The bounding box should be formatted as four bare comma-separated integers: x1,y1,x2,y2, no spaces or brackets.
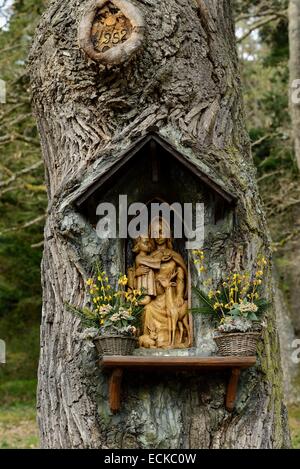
0,403,38,449
288,404,300,449
0,379,37,405
0,379,39,449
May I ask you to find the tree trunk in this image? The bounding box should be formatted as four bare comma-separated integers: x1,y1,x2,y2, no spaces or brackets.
29,0,290,448
273,272,298,404
289,0,300,170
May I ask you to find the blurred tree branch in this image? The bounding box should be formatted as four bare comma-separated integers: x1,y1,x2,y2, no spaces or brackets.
0,160,43,189
235,0,288,43
0,214,46,235
237,13,287,43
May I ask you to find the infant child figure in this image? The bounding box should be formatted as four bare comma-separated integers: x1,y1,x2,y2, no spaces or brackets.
131,236,161,305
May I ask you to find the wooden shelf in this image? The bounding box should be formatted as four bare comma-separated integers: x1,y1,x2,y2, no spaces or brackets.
100,356,256,414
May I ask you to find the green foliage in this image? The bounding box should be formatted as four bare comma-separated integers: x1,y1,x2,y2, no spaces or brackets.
68,267,144,336
238,2,300,344
260,18,289,67
192,286,269,325
242,62,295,175
0,379,36,406
192,252,270,330
0,0,45,385
191,287,221,329
65,304,100,329
191,288,215,315
238,0,294,179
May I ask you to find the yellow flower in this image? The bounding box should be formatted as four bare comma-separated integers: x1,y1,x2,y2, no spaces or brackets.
118,275,128,286
258,256,267,266
199,266,205,272
208,290,214,299
97,275,102,281
203,279,212,286
193,250,204,256
86,278,93,286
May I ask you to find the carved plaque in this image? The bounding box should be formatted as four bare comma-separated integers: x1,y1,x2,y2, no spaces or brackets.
91,3,133,53
78,0,145,65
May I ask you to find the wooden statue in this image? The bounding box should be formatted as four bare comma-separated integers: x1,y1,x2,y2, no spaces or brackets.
130,236,160,305
128,218,191,349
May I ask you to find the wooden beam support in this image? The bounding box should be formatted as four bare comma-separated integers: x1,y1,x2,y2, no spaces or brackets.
102,356,255,414
108,368,123,414
226,367,241,413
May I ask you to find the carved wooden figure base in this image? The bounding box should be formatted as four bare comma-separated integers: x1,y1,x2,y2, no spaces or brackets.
101,356,256,414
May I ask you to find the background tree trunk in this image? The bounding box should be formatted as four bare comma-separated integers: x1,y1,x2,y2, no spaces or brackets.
29,0,290,448
289,0,300,170
273,273,298,404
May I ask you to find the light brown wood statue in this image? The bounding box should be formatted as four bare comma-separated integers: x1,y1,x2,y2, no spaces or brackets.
128,218,191,349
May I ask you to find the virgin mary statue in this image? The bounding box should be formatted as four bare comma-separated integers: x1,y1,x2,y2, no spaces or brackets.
129,217,191,349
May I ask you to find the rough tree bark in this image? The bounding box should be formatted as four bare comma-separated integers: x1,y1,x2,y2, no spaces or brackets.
29,0,291,448
289,0,300,170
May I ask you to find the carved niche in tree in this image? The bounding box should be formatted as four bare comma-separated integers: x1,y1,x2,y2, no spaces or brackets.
78,0,145,65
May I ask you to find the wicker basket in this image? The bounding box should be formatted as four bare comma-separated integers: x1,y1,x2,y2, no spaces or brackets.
94,335,137,356
214,332,260,356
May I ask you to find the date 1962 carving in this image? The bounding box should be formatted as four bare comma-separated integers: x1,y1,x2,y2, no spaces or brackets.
91,4,132,53
78,0,145,65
